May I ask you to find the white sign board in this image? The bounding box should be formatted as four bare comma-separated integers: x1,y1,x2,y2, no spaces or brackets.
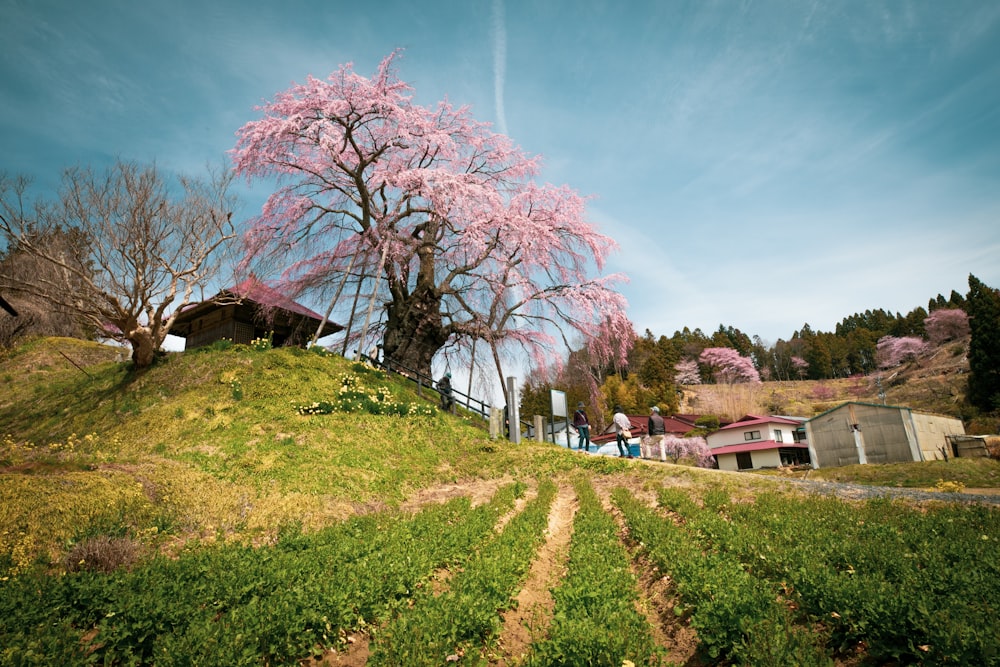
550,389,567,418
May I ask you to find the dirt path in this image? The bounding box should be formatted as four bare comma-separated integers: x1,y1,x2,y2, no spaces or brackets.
491,482,578,666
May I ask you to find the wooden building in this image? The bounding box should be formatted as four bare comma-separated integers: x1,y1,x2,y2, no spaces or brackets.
170,277,342,350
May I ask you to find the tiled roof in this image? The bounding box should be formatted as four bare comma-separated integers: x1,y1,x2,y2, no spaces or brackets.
229,277,326,321
173,276,337,329
717,415,804,431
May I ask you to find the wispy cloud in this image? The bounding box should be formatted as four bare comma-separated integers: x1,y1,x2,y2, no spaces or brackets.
492,0,508,136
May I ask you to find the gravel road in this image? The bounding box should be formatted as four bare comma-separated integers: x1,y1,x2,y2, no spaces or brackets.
779,478,1000,505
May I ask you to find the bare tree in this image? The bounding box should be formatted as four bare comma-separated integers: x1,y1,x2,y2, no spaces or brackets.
0,226,93,347
0,160,238,367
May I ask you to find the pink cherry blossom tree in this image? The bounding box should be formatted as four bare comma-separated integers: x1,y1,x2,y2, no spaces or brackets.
924,308,969,345
674,358,701,385
232,52,628,399
791,355,809,379
876,335,928,369
661,436,714,467
698,347,761,384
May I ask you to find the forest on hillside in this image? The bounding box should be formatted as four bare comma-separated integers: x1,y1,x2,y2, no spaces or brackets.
519,274,1000,430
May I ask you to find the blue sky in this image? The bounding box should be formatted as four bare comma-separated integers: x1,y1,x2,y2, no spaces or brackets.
2,0,999,349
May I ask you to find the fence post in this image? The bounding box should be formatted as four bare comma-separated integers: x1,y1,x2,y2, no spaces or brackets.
506,376,521,444
490,408,503,440
533,415,545,443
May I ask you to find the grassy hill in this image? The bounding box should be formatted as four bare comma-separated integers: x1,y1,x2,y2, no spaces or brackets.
2,337,999,665
1,337,539,561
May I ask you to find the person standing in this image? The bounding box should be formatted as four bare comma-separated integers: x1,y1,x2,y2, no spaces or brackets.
613,405,633,458
646,406,666,459
572,402,591,451
437,372,455,413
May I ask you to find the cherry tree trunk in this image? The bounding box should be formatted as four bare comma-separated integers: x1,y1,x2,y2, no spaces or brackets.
381,284,448,381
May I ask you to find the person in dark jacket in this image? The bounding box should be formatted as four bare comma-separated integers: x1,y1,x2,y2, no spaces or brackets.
646,405,666,459
572,402,591,451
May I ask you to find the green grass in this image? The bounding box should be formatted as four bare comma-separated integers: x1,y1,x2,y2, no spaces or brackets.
2,337,1000,664
1,339,524,569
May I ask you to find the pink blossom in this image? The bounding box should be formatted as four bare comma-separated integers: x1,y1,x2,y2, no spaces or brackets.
674,358,701,384
661,436,714,467
231,52,629,389
876,335,928,369
698,347,761,384
924,308,969,345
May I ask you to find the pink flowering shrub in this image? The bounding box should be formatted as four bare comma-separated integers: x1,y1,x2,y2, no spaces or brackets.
657,436,714,467
810,382,835,400
876,335,928,369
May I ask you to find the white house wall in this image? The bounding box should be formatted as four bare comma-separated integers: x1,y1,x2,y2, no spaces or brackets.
717,449,782,471
707,421,795,449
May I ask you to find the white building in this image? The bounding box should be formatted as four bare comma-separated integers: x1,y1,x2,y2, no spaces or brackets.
706,415,810,471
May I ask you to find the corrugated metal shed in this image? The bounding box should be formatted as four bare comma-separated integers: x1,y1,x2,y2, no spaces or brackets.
806,401,965,468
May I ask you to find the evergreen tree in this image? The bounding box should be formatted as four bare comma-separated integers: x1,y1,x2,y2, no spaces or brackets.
966,274,1000,411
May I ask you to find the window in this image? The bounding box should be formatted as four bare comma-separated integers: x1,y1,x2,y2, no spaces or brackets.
774,429,783,443
736,452,753,469
779,448,811,466
744,430,761,441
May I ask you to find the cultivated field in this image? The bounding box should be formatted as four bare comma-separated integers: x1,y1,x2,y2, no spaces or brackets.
1,339,998,665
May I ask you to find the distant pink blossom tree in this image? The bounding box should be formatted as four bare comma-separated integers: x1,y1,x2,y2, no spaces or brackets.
661,436,714,467
876,335,928,369
791,355,808,379
674,358,701,385
924,308,969,345
231,52,629,400
810,382,835,400
698,347,761,384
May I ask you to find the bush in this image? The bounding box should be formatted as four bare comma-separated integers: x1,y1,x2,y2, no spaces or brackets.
64,535,142,573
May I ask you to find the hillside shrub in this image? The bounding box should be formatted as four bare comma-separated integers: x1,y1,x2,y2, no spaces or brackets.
64,535,142,574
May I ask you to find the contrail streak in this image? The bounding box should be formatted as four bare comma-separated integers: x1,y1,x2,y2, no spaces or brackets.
492,0,508,136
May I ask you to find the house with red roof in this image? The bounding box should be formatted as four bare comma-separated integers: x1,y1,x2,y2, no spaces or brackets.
170,276,342,350
706,414,810,471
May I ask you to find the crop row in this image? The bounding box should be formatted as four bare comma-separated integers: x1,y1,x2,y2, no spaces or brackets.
369,479,557,665
0,483,525,666
612,487,832,666
527,477,661,666
662,487,1000,666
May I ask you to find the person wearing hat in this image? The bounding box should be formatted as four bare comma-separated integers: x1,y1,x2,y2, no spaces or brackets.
437,371,455,413
612,405,633,458
647,406,666,460
572,402,591,451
